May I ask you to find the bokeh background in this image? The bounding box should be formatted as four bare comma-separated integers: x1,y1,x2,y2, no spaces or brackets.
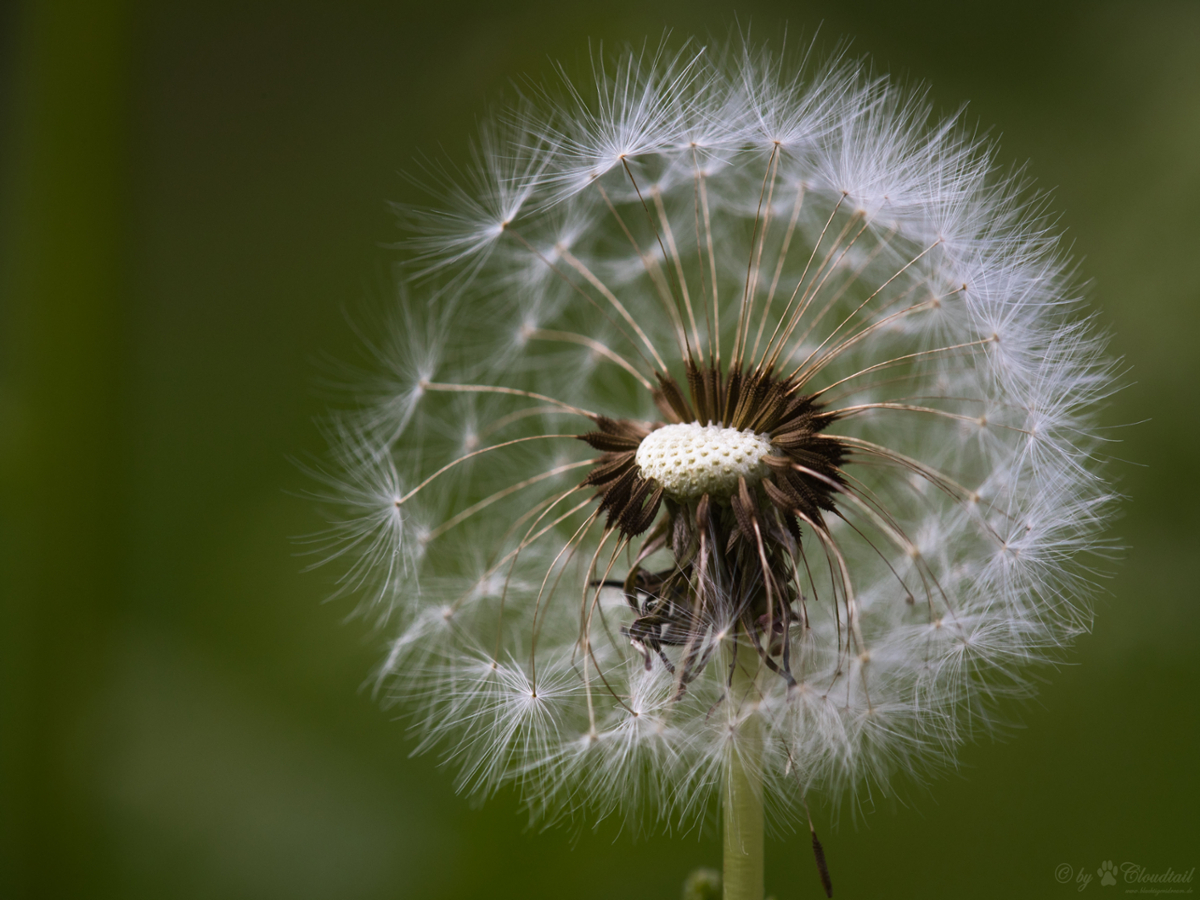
2,2,1197,898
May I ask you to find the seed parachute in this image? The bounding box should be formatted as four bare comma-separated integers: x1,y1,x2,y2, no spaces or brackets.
312,39,1118,846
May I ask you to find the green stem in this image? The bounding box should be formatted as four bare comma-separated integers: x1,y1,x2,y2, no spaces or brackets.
723,645,764,900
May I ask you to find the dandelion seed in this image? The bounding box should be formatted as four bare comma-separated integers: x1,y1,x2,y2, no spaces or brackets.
316,36,1118,898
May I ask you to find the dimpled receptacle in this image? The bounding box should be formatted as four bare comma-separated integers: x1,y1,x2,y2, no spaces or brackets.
635,423,774,501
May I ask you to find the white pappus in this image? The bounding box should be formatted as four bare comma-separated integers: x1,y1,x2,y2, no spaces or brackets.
314,37,1119,859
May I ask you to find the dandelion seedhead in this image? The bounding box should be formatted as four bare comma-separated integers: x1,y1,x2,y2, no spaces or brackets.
317,35,1117,860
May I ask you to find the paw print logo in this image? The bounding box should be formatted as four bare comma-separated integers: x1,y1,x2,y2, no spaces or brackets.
1098,860,1117,886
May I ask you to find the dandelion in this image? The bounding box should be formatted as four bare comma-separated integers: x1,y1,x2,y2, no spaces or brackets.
317,38,1117,899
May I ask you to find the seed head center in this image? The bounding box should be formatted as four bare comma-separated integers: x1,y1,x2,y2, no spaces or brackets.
635,422,773,500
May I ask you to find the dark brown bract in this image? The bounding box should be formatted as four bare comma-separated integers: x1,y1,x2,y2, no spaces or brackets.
578,359,847,692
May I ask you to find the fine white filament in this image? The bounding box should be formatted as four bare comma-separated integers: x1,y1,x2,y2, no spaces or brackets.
312,38,1118,832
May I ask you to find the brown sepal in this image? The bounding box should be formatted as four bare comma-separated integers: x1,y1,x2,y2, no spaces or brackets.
730,476,761,546
623,482,664,537
654,372,693,424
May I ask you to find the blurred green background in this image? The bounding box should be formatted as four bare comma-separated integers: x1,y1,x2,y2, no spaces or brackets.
2,2,1197,898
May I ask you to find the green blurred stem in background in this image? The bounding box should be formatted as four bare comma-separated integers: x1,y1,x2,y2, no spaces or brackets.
0,2,131,894
722,641,764,900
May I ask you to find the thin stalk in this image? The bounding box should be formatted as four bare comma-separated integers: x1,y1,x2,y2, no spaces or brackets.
723,641,764,900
